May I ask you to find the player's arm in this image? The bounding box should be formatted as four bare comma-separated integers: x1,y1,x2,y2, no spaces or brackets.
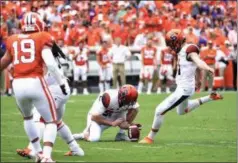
141,48,145,67
0,51,12,71
153,48,157,67
96,52,103,67
119,102,140,129
41,46,67,93
195,68,202,90
189,53,214,74
91,114,123,127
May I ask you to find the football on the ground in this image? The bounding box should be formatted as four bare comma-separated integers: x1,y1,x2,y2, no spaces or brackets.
128,125,140,142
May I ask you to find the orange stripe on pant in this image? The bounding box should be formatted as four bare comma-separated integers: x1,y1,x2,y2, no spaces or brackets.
39,77,57,121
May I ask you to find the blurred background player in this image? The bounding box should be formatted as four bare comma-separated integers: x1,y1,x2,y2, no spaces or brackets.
137,38,157,94
200,40,217,92
57,38,74,78
140,29,223,144
109,37,131,89
0,12,67,162
215,42,229,91
73,85,140,142
72,42,89,95
96,40,112,93
157,47,176,94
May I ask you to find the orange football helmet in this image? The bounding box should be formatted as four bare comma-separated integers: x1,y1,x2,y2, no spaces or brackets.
165,29,186,53
21,12,45,33
118,84,138,107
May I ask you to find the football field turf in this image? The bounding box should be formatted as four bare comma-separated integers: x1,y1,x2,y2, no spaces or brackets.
1,92,236,162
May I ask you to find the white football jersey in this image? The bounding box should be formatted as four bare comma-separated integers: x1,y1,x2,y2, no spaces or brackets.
176,44,199,88
44,67,65,86
89,89,139,119
75,47,88,64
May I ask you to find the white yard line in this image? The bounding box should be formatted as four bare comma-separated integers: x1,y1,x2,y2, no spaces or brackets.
1,134,27,138
134,142,236,149
1,113,21,116
166,142,236,149
179,126,233,132
134,145,163,149
92,147,122,151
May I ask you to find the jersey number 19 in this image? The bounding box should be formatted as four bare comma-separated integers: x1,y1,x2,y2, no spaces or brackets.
13,39,35,65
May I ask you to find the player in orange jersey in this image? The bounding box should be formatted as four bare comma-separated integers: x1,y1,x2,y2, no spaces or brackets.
137,38,157,94
157,47,176,94
97,41,112,93
72,42,90,95
0,12,67,162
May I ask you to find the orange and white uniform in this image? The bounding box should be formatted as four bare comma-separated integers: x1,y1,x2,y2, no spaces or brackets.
73,47,89,81
97,47,112,81
6,32,64,122
140,46,157,80
159,48,175,80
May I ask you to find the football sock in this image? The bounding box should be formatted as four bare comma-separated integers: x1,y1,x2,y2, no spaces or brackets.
99,82,104,93
166,87,170,92
27,122,45,153
57,122,79,151
147,82,153,93
105,82,110,90
36,122,45,140
43,123,57,158
138,81,143,92
118,129,125,134
157,87,161,93
148,115,164,140
185,96,212,113
24,119,42,153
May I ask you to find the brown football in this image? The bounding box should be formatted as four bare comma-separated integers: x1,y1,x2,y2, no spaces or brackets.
128,125,140,142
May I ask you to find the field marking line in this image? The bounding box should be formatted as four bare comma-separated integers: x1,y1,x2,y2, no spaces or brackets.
1,113,21,116
179,126,233,132
92,147,122,151
134,142,236,149
1,134,27,138
134,145,163,149
166,142,236,149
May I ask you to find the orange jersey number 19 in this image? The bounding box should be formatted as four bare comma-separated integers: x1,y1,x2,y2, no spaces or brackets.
12,39,35,65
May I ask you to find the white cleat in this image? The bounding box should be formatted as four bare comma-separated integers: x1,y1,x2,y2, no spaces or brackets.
166,88,171,94
146,91,151,95
138,90,142,94
83,89,89,95
35,153,43,163
72,90,77,96
73,133,84,140
40,157,56,163
64,147,85,156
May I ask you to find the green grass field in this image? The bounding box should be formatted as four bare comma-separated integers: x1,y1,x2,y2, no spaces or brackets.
1,92,236,162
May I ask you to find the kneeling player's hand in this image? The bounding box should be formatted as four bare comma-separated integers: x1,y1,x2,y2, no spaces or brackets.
60,84,68,95
131,123,142,130
111,118,124,127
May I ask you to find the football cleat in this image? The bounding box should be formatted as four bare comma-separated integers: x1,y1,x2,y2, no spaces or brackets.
40,157,56,163
83,89,89,95
35,152,43,163
16,148,32,159
210,92,223,100
139,137,154,144
73,133,85,140
115,132,130,141
64,148,85,157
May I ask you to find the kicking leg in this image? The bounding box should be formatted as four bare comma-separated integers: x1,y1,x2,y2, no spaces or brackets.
140,88,189,144
177,92,223,115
